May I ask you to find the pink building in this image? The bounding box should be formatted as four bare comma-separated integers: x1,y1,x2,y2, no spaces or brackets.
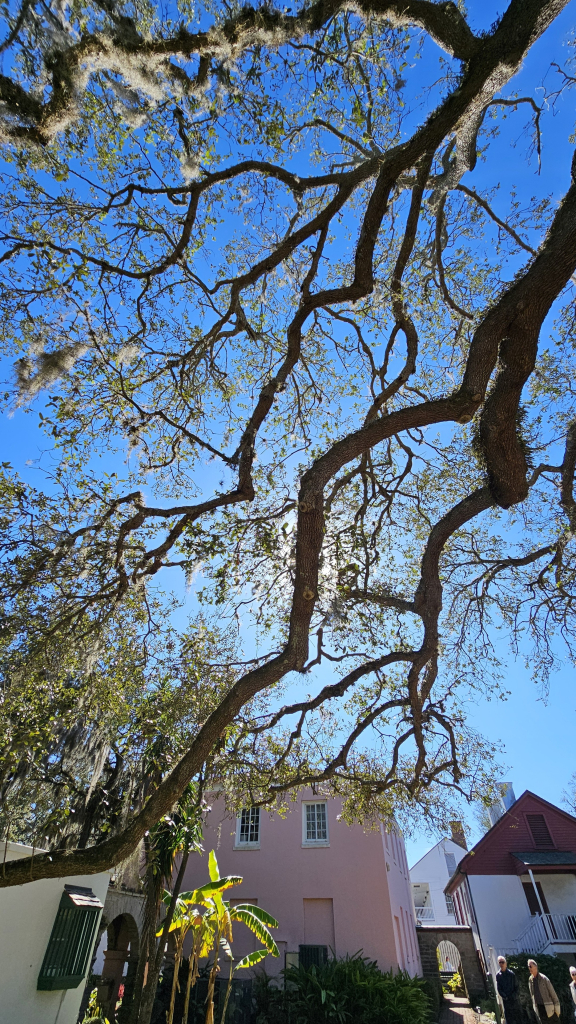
181,791,421,978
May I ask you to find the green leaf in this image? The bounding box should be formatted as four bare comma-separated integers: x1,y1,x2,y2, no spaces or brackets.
230,904,278,929
234,949,269,970
176,876,243,905
229,908,279,955
208,848,219,882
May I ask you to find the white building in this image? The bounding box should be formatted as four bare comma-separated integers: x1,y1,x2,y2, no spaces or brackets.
409,824,467,929
446,791,576,969
0,842,111,1024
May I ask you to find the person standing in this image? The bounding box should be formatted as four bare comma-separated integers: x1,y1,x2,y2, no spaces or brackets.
528,959,561,1021
496,956,522,1024
569,965,576,1019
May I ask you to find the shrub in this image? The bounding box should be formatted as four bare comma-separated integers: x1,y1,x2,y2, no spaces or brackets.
252,973,286,1024
478,997,497,1020
151,960,253,1024
502,953,574,1024
81,988,109,1024
254,953,430,1024
446,971,464,995
419,977,442,1022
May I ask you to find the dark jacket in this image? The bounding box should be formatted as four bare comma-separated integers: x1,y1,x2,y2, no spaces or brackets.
496,968,519,1001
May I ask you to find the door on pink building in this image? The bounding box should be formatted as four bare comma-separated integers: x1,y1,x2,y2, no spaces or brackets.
301,898,335,966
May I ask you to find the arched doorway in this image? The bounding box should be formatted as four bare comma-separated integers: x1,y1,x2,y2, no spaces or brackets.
95,912,140,1023
415,924,487,1005
438,939,462,977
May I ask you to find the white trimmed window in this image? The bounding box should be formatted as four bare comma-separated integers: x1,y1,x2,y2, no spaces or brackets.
235,807,260,847
303,802,329,845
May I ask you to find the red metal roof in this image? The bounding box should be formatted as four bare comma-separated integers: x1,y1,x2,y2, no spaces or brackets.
445,791,576,889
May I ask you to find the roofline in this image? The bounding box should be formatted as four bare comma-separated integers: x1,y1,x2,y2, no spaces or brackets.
445,790,576,893
408,836,464,873
520,790,576,827
4,840,47,855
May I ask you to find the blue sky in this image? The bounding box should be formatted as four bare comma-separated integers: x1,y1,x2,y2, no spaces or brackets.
404,0,576,867
1,0,576,865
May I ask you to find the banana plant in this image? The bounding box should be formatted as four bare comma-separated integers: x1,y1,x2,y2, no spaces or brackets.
158,864,242,1024
218,906,279,1024
182,907,215,1024
159,850,279,1024
202,851,279,1024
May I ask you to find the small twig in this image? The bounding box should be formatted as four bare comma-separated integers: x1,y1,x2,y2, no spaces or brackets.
457,184,536,255
486,97,542,171
434,195,473,320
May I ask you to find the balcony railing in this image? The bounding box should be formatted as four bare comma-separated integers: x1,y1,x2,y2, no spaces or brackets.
414,907,435,923
511,914,576,954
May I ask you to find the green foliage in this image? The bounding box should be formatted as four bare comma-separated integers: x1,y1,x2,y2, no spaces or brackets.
0,0,575,868
502,954,574,1024
0,600,237,849
151,797,204,883
446,971,464,995
254,954,430,1024
153,963,252,1024
478,998,496,1020
81,988,110,1023
159,849,278,1024
419,977,443,1022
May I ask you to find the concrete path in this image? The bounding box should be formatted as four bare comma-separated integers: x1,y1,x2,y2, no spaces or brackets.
439,994,493,1024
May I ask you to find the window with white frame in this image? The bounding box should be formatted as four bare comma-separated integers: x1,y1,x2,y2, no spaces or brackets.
303,802,328,844
236,807,260,846
445,893,455,916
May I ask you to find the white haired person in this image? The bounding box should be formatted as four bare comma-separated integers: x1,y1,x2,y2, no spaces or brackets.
569,965,576,1019
528,959,561,1021
496,956,521,1024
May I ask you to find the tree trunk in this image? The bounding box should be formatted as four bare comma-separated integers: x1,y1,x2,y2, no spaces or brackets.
204,930,221,1024
128,865,162,1024
219,963,234,1024
167,940,183,1024
183,935,201,1024
137,851,190,1024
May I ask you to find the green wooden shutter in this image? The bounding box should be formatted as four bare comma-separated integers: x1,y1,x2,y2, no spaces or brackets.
37,885,104,991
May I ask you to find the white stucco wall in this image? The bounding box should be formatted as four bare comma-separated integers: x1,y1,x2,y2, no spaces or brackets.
409,839,466,926
535,873,576,915
468,874,530,962
468,873,576,962
0,842,112,1024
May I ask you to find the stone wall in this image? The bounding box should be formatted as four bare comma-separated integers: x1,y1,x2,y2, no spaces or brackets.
416,925,487,1004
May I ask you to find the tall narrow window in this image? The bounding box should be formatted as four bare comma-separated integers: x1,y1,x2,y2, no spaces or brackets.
445,894,455,916
526,814,554,849
444,852,457,876
236,807,260,846
304,802,328,843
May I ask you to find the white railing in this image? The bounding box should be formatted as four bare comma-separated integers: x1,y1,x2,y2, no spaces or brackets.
511,914,576,954
415,907,435,923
